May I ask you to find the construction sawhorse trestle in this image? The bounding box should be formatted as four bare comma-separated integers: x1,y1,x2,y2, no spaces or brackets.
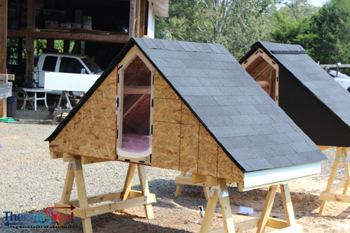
51,153,156,233
319,146,350,215
199,178,302,233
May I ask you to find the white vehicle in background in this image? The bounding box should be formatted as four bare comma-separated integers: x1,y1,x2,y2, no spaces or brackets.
34,53,103,94
329,70,350,92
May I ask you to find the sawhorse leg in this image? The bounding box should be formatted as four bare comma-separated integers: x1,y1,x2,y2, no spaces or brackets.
175,171,186,197
119,163,154,219
56,162,74,226
319,147,343,215
199,179,235,233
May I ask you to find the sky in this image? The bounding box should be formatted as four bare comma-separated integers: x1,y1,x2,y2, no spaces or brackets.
309,0,326,7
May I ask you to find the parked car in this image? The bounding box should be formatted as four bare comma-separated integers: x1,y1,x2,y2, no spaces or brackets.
34,53,103,90
329,70,350,92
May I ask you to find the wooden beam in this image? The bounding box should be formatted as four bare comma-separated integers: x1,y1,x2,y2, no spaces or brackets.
50,151,63,159
218,179,235,232
129,0,137,37
210,219,259,233
138,164,154,219
199,189,219,233
257,185,278,233
56,162,75,226
266,218,288,229
25,0,35,83
0,0,8,117
8,30,129,43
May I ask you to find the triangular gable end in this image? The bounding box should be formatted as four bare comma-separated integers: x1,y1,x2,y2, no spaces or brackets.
49,44,244,182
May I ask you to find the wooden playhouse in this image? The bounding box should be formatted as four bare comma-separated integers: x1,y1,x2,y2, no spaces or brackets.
240,41,350,215
47,38,327,233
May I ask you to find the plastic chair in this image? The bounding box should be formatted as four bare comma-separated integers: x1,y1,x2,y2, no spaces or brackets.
15,87,35,111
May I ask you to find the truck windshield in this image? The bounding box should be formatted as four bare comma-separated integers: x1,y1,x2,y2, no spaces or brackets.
81,57,103,74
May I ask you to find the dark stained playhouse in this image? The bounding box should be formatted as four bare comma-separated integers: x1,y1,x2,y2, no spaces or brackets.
240,41,350,216
47,38,327,233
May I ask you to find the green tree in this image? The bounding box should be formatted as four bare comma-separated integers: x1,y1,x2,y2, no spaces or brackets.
156,0,274,59
308,0,350,64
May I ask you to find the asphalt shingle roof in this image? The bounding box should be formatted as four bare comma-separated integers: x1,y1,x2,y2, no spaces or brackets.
256,41,350,127
46,38,327,173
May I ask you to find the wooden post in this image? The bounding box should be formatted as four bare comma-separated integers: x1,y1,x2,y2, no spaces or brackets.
174,171,186,196
319,147,342,215
119,163,137,212
129,0,137,38
280,183,296,226
256,185,278,233
218,179,235,232
199,188,219,233
56,162,75,226
0,0,8,117
137,164,154,219
25,0,35,82
73,156,93,233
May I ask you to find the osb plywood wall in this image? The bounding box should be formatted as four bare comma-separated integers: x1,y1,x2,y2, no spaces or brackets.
49,68,117,160
152,72,243,181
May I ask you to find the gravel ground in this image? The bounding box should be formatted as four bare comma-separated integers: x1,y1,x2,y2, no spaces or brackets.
0,106,348,232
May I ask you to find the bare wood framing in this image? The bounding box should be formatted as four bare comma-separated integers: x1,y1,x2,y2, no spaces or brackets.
8,30,129,43
54,156,155,233
319,146,350,215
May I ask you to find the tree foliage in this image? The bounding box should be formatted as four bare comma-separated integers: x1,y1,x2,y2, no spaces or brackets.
156,0,274,59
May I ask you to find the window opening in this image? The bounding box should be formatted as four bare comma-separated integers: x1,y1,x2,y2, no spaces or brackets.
43,56,58,71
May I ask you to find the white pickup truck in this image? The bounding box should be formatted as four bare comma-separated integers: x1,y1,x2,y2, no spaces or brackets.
34,53,103,92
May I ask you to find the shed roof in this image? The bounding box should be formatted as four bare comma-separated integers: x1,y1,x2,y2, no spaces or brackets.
46,38,326,172
241,41,350,131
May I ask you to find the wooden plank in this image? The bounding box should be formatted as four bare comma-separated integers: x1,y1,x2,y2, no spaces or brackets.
50,151,63,159
129,0,137,38
319,147,342,215
70,191,123,206
274,224,303,233
257,185,278,233
54,203,86,219
329,180,347,193
8,30,130,43
210,218,259,233
174,176,206,186
86,194,156,217
73,156,92,232
63,153,74,162
199,189,219,233
192,174,207,183
124,86,151,94
56,162,75,226
319,192,350,203
81,156,112,164
218,179,235,233
175,172,186,196
118,45,139,68
342,153,350,194
138,165,154,219
121,164,137,203
280,183,296,226
0,0,7,117
266,218,288,229
136,0,141,37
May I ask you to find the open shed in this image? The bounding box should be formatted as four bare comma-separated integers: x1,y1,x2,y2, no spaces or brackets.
240,41,350,215
47,38,327,233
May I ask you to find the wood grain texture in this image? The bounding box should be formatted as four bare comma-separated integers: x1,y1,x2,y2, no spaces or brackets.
181,103,199,125
198,126,218,177
153,98,181,123
218,147,244,181
152,121,180,170
153,74,179,100
180,124,200,173
49,69,117,160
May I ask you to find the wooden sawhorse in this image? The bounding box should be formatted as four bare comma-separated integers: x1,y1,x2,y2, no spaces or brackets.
175,172,210,200
319,146,350,214
199,178,302,233
52,154,156,233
